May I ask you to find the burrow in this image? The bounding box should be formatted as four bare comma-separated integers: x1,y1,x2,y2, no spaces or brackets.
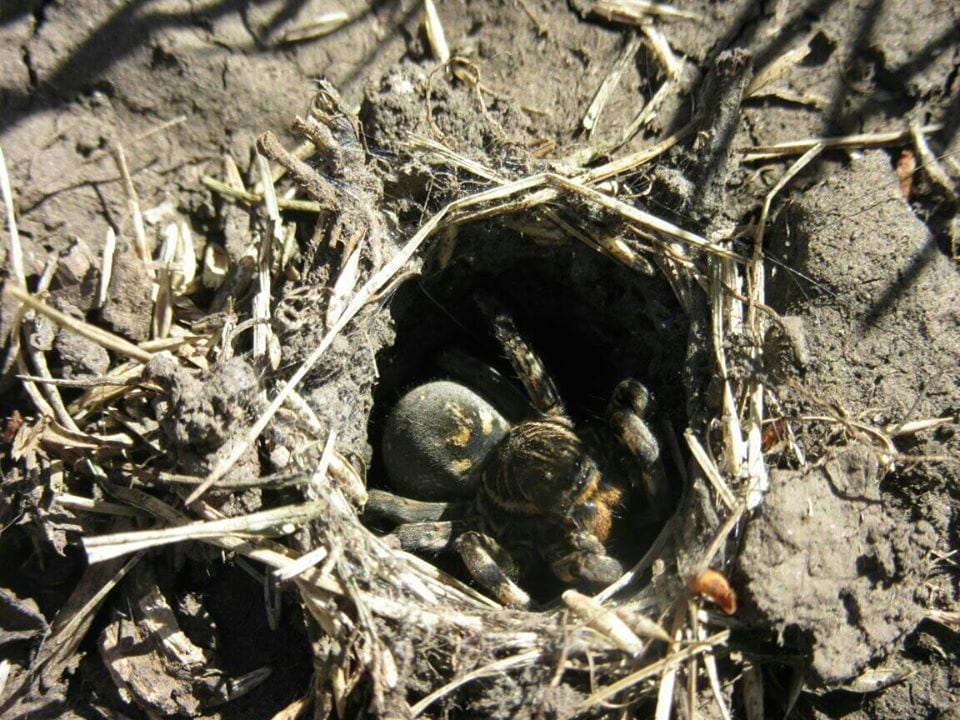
363,218,693,604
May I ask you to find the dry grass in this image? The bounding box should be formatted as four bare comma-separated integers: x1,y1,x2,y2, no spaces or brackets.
5,32,942,717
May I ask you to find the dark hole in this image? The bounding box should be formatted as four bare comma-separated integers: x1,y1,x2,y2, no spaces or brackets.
803,31,836,67
368,222,690,605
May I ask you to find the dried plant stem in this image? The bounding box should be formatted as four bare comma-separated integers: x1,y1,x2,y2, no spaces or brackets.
745,41,810,98
55,494,140,517
83,501,329,563
589,0,702,24
15,353,56,421
410,649,544,717
910,120,959,203
253,153,278,367
5,285,155,364
112,143,151,273
423,0,450,63
641,22,683,80
23,340,81,432
201,175,324,213
749,143,824,324
695,503,745,572
97,227,117,309
582,33,643,134
189,166,740,503
0,146,46,418
184,184,458,503
742,123,942,161
570,630,729,715
579,117,697,184
279,12,350,43
6,286,153,363
703,649,733,720
685,431,737,511
0,146,25,288
562,589,646,653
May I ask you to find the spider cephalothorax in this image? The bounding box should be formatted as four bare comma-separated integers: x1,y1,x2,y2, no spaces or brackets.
368,296,667,608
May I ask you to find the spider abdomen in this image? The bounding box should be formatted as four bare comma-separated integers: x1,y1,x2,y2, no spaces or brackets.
382,380,510,501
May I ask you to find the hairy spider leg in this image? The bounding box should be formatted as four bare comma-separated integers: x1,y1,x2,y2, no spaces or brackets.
545,528,624,585
609,378,670,515
475,294,568,419
455,530,531,608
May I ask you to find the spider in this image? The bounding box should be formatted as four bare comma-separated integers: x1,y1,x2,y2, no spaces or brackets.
366,296,668,608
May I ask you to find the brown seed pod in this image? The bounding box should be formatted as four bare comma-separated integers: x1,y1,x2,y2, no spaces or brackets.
895,149,916,199
688,568,737,614
2,410,23,445
761,416,787,451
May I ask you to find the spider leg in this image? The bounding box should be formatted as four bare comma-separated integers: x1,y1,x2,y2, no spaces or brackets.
454,530,531,608
547,530,623,586
393,521,459,553
475,294,568,419
366,489,466,551
609,378,669,513
364,488,462,524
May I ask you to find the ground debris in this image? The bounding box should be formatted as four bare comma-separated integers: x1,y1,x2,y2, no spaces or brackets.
0,1,958,718
738,445,931,685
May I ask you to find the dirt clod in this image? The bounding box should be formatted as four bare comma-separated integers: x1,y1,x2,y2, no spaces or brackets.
738,446,929,685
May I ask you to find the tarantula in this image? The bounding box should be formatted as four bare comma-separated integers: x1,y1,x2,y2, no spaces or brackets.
366,296,668,608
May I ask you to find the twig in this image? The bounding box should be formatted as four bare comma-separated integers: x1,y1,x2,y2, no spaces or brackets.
83,500,329,563
910,120,959,203
410,650,544,717
201,175,324,213
742,124,943,161
568,630,729,715
5,285,155,364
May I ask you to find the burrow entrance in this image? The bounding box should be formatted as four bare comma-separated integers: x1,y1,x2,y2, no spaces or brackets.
366,220,691,604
